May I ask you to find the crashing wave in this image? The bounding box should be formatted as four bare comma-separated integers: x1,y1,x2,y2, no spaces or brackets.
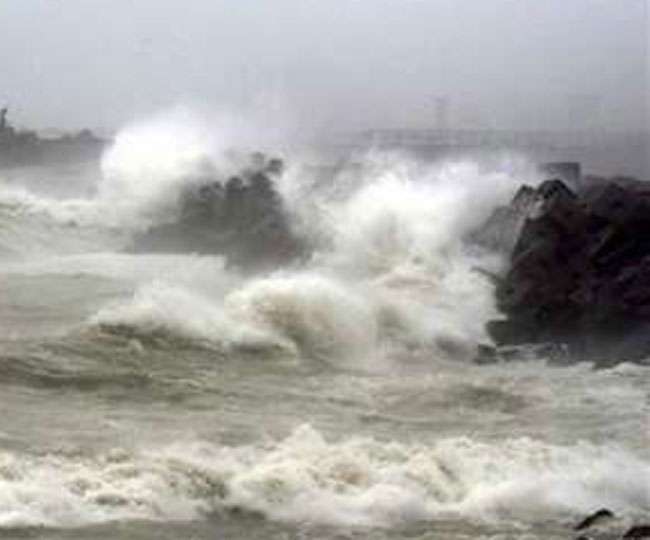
0,425,646,529
128,152,305,271
88,281,297,357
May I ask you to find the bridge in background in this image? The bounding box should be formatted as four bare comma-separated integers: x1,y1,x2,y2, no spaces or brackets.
318,128,649,179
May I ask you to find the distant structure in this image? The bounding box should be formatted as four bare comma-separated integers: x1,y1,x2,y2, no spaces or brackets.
0,108,106,169
317,125,649,179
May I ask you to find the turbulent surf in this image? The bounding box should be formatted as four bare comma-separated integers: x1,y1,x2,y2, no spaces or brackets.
0,113,647,540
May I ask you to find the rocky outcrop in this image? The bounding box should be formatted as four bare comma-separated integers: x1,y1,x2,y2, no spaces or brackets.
483,175,650,365
471,184,537,254
129,153,304,271
623,525,650,539
574,508,616,532
570,508,650,540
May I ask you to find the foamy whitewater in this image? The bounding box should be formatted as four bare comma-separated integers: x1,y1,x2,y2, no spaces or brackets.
0,111,647,539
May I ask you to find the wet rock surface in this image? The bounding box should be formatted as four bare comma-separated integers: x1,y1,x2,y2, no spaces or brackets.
129,153,305,272
622,525,650,539
482,175,650,365
569,509,650,540
575,509,616,531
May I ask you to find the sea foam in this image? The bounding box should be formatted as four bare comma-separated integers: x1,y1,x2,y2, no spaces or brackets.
0,425,646,529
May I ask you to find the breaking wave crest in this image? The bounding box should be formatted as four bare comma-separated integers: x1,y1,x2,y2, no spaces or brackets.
82,137,524,361
4,110,525,360
0,184,121,258
0,425,646,529
89,274,376,362
0,108,256,257
89,280,296,356
87,261,494,364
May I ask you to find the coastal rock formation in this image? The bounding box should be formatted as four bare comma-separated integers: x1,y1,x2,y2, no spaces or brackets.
574,508,616,532
623,525,650,539
570,508,650,540
129,153,304,271
483,175,650,365
471,184,538,254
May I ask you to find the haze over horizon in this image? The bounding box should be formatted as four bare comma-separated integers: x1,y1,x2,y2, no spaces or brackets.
2,4,650,540
1,0,648,135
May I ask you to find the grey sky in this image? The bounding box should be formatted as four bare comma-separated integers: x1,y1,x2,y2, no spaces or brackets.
1,0,647,133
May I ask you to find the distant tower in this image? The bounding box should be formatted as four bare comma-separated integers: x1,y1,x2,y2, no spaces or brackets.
567,94,602,131
434,96,450,131
0,107,7,132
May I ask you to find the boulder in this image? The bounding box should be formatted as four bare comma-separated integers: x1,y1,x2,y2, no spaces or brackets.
574,508,616,531
569,510,650,540
129,153,305,271
623,525,650,539
483,175,650,364
471,185,537,254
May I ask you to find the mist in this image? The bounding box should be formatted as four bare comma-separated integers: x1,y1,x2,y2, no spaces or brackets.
0,0,647,136
2,3,650,538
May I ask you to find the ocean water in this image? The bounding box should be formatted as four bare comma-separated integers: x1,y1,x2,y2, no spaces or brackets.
0,117,648,539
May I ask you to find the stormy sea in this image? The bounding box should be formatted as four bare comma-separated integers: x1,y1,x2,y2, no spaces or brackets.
0,115,648,540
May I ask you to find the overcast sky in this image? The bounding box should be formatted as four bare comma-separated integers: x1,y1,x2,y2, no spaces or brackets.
0,0,647,133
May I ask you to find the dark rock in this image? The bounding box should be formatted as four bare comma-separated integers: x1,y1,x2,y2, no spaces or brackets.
129,153,305,271
473,344,498,364
486,319,535,346
623,525,650,539
471,185,537,255
483,174,650,365
574,508,615,531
